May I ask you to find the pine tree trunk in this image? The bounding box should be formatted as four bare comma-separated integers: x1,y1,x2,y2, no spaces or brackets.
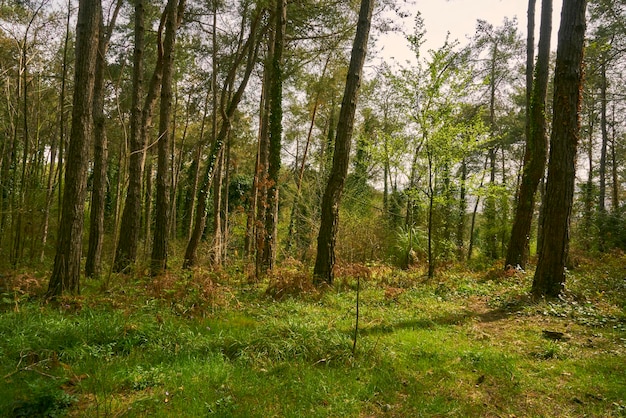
47,0,101,298
532,0,586,298
184,10,262,268
262,0,286,270
212,148,224,266
40,0,71,261
114,0,148,272
313,0,374,284
506,0,551,270
456,159,467,259
611,135,619,212
151,0,185,275
254,20,274,278
85,19,108,278
597,61,608,251
86,0,122,278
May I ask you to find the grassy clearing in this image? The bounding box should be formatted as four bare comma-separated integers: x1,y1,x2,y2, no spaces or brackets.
0,256,625,417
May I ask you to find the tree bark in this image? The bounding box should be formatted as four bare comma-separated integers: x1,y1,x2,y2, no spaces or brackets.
151,0,185,275
254,15,274,278
46,0,101,298
532,0,587,298
114,0,149,272
597,60,608,251
86,0,122,278
40,0,71,262
313,0,374,284
506,0,551,270
183,9,262,268
262,0,286,270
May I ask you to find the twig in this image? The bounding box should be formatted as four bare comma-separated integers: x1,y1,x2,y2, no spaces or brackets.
3,350,59,380
352,275,360,356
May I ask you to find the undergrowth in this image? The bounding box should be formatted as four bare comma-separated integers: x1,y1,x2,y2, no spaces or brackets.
0,257,624,417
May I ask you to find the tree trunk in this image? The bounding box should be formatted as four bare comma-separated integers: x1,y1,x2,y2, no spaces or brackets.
483,41,499,260
85,18,108,278
143,156,153,255
468,155,489,260
86,0,122,278
254,16,274,278
212,148,224,266
456,158,467,259
426,151,435,279
114,0,149,272
610,133,619,212
40,0,70,261
222,135,231,262
313,0,374,284
597,60,608,251
583,105,595,250
285,56,329,255
532,0,586,298
183,10,262,268
262,0,286,270
151,0,185,275
506,0,551,270
46,0,101,298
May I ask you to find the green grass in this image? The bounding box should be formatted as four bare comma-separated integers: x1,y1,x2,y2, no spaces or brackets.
0,259,625,417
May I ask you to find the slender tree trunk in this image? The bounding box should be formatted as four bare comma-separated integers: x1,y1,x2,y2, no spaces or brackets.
532,0,586,298
212,148,224,266
151,0,185,275
85,18,108,278
426,151,435,279
254,20,274,278
143,156,153,254
285,56,329,254
456,158,467,258
483,42,499,260
597,61,608,252
262,0,286,270
47,0,101,298
114,0,149,272
610,133,619,212
184,88,210,241
506,0,551,270
583,106,595,250
40,0,72,260
525,0,536,147
468,155,489,260
86,0,122,278
222,134,231,262
313,0,374,284
183,10,262,268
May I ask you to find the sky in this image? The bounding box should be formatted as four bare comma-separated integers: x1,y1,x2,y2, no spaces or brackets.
378,0,564,64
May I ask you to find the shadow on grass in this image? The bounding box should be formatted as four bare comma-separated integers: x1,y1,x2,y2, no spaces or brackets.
358,311,474,336
359,295,537,337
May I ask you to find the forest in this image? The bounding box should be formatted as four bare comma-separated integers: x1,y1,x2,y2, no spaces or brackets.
0,0,625,416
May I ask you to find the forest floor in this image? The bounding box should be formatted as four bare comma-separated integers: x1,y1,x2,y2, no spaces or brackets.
0,252,625,417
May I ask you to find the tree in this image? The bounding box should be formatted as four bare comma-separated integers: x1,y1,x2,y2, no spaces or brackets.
113,0,150,273
395,31,483,276
505,0,552,270
471,18,524,259
85,0,123,278
183,6,264,269
262,0,286,271
313,0,374,284
46,0,101,298
532,0,587,298
151,0,185,275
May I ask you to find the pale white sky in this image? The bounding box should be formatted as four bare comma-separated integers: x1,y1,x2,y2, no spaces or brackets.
379,0,564,63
